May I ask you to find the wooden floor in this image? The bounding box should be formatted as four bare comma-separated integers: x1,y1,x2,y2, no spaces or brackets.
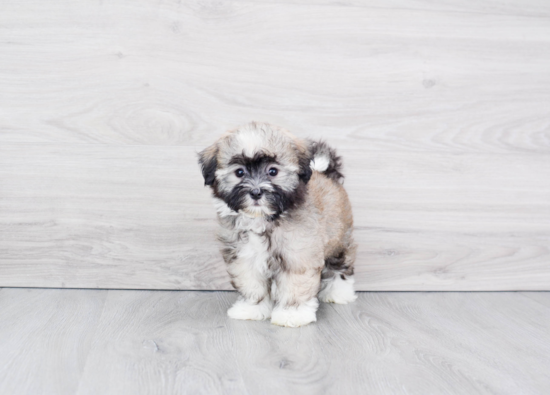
1,289,549,394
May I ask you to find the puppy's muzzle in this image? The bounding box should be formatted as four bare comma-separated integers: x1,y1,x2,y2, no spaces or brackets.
249,188,263,200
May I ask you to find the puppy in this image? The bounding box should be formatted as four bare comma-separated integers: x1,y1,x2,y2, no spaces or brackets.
198,122,357,327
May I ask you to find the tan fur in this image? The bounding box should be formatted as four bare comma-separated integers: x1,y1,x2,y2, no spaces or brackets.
308,171,354,259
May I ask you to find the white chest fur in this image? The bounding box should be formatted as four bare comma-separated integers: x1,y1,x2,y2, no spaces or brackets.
213,197,272,275
238,231,270,276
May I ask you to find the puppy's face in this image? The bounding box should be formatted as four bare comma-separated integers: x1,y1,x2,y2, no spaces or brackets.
199,123,312,219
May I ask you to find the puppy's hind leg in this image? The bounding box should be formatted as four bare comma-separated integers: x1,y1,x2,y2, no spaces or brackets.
318,249,357,304
318,272,357,304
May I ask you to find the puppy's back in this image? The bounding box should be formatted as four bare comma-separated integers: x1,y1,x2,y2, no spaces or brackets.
305,141,354,259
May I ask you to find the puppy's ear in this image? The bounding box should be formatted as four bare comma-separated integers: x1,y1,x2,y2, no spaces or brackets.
295,140,312,184
198,144,218,186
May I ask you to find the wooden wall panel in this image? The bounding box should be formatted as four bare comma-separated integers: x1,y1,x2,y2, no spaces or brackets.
1,144,549,290
1,0,549,290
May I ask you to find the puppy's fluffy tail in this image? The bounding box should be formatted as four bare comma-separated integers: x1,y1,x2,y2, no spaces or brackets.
307,139,344,182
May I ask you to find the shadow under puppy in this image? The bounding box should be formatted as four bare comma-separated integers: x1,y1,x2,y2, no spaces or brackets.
198,122,357,327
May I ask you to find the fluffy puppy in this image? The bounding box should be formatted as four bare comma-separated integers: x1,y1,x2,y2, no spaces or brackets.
198,122,357,327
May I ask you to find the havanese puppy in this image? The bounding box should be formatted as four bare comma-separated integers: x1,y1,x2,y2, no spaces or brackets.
198,122,357,327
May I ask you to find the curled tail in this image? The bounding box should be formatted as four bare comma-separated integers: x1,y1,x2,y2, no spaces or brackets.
307,139,344,182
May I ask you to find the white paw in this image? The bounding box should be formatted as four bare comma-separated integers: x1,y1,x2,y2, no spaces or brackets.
318,275,358,304
227,297,272,321
271,298,318,328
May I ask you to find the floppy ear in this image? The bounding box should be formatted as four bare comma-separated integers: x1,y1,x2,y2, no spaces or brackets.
295,140,312,184
198,144,218,186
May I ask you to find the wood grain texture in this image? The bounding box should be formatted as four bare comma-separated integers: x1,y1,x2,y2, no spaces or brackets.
1,0,550,290
2,1,550,153
0,288,107,395
1,144,549,290
1,288,549,394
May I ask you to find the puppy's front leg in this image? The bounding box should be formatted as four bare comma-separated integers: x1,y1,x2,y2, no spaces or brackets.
226,244,272,321
271,264,323,328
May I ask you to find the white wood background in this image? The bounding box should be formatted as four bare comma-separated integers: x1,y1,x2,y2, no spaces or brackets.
1,0,549,290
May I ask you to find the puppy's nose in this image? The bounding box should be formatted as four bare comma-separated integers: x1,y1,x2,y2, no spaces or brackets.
249,188,263,200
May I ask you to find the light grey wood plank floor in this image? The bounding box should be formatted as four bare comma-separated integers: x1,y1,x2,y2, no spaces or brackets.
1,0,550,290
0,288,549,395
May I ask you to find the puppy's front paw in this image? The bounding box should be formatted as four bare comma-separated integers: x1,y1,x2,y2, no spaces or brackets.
271,298,318,328
227,297,272,321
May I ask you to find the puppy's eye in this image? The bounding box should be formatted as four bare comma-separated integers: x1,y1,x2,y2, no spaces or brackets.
268,168,278,177
235,169,245,178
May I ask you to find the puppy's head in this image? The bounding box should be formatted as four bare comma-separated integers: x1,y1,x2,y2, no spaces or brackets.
199,122,312,219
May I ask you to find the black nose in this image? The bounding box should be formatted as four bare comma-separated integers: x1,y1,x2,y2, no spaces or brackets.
249,188,263,200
